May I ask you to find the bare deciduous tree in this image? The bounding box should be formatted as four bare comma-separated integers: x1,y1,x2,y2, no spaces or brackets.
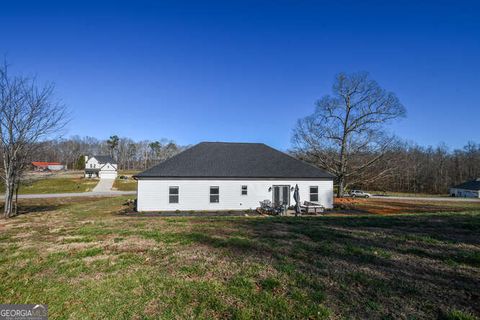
0,62,67,218
293,72,406,197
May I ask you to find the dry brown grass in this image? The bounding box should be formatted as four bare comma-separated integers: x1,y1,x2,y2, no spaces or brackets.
334,197,480,215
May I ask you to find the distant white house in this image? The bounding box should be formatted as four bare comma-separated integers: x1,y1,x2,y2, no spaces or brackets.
84,155,118,179
449,178,480,198
134,142,335,212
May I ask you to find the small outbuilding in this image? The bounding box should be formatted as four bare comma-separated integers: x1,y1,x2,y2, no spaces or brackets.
134,142,335,212
449,178,480,198
32,162,64,171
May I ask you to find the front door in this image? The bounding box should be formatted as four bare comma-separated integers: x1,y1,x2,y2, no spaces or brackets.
272,185,290,206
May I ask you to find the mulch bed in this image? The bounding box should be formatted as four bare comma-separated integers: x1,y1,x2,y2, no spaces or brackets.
123,211,261,217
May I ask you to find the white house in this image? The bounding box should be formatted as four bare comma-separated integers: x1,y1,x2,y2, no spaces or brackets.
84,155,118,179
134,142,335,212
449,178,480,198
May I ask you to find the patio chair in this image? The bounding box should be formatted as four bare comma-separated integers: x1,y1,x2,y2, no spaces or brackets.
259,200,283,215
259,200,272,209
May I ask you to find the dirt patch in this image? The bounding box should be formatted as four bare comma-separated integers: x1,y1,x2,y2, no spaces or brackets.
333,197,480,215
13,231,38,239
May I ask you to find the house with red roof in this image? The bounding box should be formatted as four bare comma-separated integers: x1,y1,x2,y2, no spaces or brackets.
31,162,65,171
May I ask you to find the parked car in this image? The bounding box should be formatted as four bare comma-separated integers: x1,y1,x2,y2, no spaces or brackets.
349,190,372,198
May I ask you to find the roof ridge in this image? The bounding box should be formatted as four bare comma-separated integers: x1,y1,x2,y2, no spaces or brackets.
90,155,116,164
199,141,264,145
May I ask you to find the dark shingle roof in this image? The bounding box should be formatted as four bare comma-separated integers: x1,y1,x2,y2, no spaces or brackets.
92,155,116,164
135,142,334,179
452,178,480,191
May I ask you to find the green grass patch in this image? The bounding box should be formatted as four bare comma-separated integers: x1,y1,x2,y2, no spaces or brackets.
0,196,479,319
259,277,281,292
75,247,104,258
441,309,478,320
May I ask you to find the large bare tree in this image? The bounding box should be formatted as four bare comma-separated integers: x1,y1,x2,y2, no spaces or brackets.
293,72,406,197
0,62,67,218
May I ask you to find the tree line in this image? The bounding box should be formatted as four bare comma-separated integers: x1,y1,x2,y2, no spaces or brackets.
33,135,185,171
36,133,480,195
294,141,480,195
369,141,480,194
35,133,480,195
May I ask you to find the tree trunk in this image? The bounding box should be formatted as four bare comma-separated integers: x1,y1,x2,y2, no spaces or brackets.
336,95,350,198
14,181,19,216
337,175,345,198
4,189,11,218
3,176,14,218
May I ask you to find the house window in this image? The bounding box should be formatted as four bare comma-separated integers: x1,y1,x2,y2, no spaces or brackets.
241,185,247,195
210,186,219,203
310,186,319,202
169,186,179,203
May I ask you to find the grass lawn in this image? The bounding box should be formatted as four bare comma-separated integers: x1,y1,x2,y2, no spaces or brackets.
0,177,98,194
118,170,141,176
0,197,479,319
112,178,137,191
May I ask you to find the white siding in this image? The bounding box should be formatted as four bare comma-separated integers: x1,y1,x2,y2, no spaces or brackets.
449,188,480,198
85,158,100,169
47,164,64,171
137,179,333,211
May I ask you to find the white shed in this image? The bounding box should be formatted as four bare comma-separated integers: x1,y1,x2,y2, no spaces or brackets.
449,178,480,198
134,142,335,212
